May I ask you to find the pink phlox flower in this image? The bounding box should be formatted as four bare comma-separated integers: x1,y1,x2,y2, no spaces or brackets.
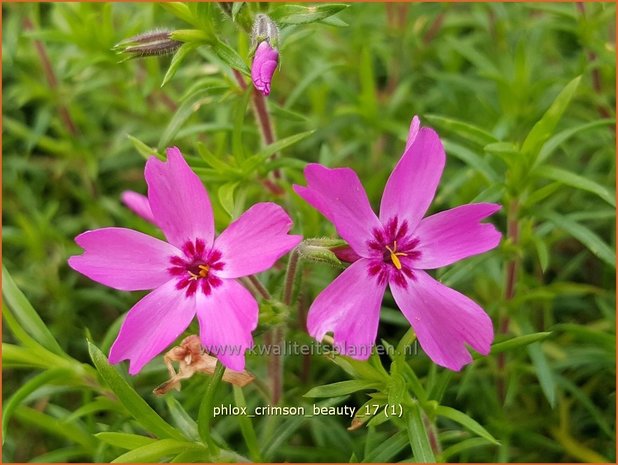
69,147,301,373
293,116,501,371
251,41,279,96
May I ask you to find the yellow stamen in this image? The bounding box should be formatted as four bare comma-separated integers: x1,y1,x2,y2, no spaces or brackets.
198,264,210,278
386,241,408,271
188,265,210,280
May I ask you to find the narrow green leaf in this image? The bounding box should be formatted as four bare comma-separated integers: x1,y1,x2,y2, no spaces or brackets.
407,402,436,463
543,212,615,268
528,343,557,407
212,39,250,76
435,406,499,444
197,361,225,454
3,368,71,442
111,439,203,463
96,432,157,450
535,165,615,207
442,139,498,183
536,119,615,166
233,386,261,461
127,134,162,160
87,342,186,441
304,380,381,398
218,182,239,218
14,406,96,450
2,265,65,355
531,234,550,272
252,130,315,161
424,115,498,147
521,76,581,158
159,3,200,27
363,430,408,462
158,88,221,149
161,43,198,88
231,2,244,20
489,332,552,355
441,437,493,461
269,4,349,25
232,87,252,161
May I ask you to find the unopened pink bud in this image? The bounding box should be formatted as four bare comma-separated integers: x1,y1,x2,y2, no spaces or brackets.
251,41,279,96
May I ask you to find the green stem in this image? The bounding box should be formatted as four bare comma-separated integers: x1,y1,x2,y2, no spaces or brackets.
246,275,271,300
283,248,300,307
198,361,225,457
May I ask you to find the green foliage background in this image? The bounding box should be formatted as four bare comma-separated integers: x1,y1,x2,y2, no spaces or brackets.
3,2,616,463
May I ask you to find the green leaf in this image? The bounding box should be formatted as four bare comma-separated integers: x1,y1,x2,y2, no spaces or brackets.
304,380,382,398
158,87,222,149
528,343,557,407
521,76,581,159
111,439,204,463
159,3,200,27
407,402,436,463
233,386,261,461
535,165,615,207
363,430,408,462
197,361,225,454
441,437,493,461
212,39,250,76
87,342,186,441
2,265,65,355
542,212,615,268
161,43,198,88
489,332,552,355
251,130,315,162
231,2,244,21
435,406,500,444
127,134,162,160
14,406,96,451
96,432,156,450
442,139,498,182
218,182,239,218
269,4,349,25
424,115,498,147
536,118,615,166
3,368,71,442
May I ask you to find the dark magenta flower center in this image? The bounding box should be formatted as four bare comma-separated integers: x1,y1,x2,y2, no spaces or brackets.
168,238,224,297
366,217,421,287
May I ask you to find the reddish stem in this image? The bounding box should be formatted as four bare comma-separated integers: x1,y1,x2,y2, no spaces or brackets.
23,17,78,136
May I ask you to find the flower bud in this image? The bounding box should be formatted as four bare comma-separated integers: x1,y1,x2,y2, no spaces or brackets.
251,41,279,96
251,14,280,96
113,29,181,61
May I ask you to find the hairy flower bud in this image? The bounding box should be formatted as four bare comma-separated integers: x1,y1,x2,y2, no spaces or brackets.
251,41,279,96
250,14,280,96
113,29,181,61
252,14,279,48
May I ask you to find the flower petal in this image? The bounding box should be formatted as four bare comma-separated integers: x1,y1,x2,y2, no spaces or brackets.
414,203,502,269
196,279,258,371
145,147,215,249
68,227,179,291
390,270,493,371
214,202,302,279
307,259,387,360
405,115,421,151
121,191,157,225
109,279,196,374
379,127,446,231
293,164,382,258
